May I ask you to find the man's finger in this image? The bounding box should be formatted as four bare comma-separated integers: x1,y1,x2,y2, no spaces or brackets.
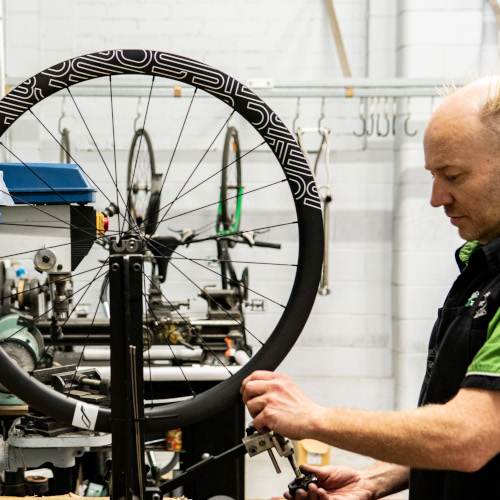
241,379,272,403
241,370,277,392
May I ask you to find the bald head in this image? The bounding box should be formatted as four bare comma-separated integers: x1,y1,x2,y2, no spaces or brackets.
425,78,500,156
424,76,500,243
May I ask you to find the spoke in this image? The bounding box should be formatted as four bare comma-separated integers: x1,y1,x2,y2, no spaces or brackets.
1,138,75,208
189,221,298,244
142,292,198,396
143,274,236,370
140,140,266,230
66,278,109,398
38,265,110,370
1,264,109,303
147,88,198,234
165,258,265,347
0,240,72,261
168,256,297,267
158,179,288,226
0,230,108,265
0,141,108,239
66,89,132,224
0,234,105,263
0,168,110,247
153,109,235,233
26,111,118,212
163,243,286,311
1,222,72,230
121,76,156,234
109,76,123,229
0,263,109,352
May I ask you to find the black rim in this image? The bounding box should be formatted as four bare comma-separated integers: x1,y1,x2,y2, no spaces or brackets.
0,49,324,433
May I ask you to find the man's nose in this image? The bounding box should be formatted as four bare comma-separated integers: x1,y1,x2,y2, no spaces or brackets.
430,179,454,207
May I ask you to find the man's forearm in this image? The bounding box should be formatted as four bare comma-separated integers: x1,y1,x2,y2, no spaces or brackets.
242,372,500,471
306,388,500,471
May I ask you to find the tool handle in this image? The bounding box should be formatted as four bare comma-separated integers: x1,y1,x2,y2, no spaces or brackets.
288,474,318,497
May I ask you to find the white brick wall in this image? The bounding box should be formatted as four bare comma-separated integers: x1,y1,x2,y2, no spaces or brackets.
1,1,497,498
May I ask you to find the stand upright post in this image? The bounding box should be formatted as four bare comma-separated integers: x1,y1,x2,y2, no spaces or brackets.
109,237,145,500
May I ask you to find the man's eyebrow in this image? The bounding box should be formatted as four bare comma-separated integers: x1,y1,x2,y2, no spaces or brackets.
425,165,452,172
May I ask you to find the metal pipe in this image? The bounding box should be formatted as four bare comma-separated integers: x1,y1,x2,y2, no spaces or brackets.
4,77,459,99
83,345,203,361
90,365,242,381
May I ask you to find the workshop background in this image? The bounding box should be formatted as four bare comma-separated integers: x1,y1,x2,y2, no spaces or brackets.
1,0,498,499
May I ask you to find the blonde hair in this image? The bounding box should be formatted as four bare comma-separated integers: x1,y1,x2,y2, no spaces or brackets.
437,76,500,118
437,77,500,156
480,78,500,118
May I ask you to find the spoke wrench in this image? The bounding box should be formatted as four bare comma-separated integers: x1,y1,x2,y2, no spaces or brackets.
243,426,318,496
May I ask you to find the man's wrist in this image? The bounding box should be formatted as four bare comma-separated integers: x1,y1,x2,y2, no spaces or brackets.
305,405,329,441
361,462,409,499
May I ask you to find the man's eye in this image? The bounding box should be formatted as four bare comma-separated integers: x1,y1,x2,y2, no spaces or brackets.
445,174,459,182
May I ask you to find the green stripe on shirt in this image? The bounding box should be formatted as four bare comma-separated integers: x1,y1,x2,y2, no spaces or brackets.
468,306,500,376
458,240,500,377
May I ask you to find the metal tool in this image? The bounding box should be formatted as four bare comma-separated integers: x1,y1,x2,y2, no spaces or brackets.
243,426,318,496
158,425,318,497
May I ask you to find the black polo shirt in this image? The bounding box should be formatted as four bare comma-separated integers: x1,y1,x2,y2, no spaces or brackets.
410,237,500,499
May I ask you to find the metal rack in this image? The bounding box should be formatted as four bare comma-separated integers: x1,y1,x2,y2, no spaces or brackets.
5,77,458,99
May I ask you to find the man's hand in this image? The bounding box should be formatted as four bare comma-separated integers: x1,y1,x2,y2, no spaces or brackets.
283,464,378,500
241,370,323,439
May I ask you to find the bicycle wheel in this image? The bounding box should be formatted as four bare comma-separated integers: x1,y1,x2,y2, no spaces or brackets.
0,49,323,433
127,127,156,231
218,126,242,234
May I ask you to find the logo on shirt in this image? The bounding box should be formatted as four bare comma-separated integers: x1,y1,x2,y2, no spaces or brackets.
465,290,491,318
474,291,491,318
465,291,480,307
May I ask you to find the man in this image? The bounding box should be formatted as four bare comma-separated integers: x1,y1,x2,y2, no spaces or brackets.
241,77,500,499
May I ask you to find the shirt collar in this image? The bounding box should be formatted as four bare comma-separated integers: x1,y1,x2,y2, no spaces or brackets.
456,237,500,274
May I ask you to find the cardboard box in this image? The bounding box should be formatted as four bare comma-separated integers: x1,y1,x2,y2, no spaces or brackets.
296,439,330,466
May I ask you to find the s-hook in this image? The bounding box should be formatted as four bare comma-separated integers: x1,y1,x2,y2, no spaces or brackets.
134,97,143,132
353,96,366,137
404,97,418,137
292,97,301,134
376,97,390,137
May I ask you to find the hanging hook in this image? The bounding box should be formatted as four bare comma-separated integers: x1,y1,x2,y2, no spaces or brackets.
365,97,376,136
134,97,143,132
292,97,301,135
353,97,366,137
391,97,397,135
404,97,418,137
318,97,326,129
58,96,67,135
376,97,390,137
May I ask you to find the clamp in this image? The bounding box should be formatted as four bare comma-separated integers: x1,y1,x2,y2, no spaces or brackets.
158,426,317,497
243,426,318,496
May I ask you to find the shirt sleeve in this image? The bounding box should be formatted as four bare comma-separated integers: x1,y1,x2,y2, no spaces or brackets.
463,305,500,390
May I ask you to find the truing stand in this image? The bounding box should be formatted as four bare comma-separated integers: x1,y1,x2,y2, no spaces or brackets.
109,237,145,500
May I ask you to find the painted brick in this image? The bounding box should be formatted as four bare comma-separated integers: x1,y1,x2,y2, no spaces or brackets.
398,11,483,46
394,284,451,320
398,0,483,12
1,4,495,492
